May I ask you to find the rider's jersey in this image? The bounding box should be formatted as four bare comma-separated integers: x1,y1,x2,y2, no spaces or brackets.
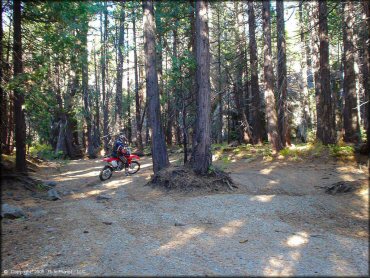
112,140,125,158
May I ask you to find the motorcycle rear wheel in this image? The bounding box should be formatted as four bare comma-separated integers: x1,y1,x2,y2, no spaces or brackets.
127,161,140,174
99,165,113,181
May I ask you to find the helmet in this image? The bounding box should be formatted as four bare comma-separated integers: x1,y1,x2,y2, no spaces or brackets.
118,134,126,143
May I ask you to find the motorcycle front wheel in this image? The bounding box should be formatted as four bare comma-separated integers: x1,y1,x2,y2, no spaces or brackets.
127,161,140,174
99,165,113,181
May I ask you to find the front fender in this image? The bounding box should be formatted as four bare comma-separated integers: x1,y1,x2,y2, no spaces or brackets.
129,154,140,160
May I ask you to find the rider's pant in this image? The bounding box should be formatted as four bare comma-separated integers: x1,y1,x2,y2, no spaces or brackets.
119,155,128,167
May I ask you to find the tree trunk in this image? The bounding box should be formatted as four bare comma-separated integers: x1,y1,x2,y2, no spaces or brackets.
133,10,143,152
362,0,370,152
318,0,336,144
262,0,283,152
166,28,178,146
126,23,132,143
142,0,169,174
0,0,4,157
55,59,81,159
145,116,150,146
277,0,289,146
3,17,13,155
216,5,223,143
189,0,197,147
102,3,110,153
56,120,67,156
182,93,188,163
7,98,14,154
115,4,125,130
248,1,264,144
310,1,322,138
303,2,314,130
13,0,26,172
342,1,359,142
242,7,250,138
155,1,164,102
93,43,101,149
81,19,95,158
234,1,252,143
298,2,310,141
353,39,362,141
191,0,212,175
6,16,14,155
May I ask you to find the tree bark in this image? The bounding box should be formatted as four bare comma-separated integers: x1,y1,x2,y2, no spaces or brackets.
234,1,252,143
189,0,197,147
142,0,169,174
302,2,314,130
93,43,101,149
13,0,26,172
216,5,223,143
81,18,95,158
362,0,370,152
133,9,143,152
155,1,164,102
166,28,178,146
126,23,132,143
342,1,359,142
55,58,81,159
102,2,110,153
262,0,283,152
0,0,4,156
298,1,310,141
242,7,250,138
277,0,289,146
115,4,125,130
318,0,336,144
248,1,264,144
191,0,212,175
310,1,322,138
3,17,13,154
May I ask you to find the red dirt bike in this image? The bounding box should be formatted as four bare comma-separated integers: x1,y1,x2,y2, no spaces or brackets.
99,148,140,181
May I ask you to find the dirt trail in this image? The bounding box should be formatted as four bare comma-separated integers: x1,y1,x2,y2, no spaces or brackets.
1,156,368,276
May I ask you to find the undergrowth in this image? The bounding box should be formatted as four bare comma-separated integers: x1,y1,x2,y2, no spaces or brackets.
29,143,64,160
328,144,355,158
279,142,355,160
212,141,356,166
213,143,273,162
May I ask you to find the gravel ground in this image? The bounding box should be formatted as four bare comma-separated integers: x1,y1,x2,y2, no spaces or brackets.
1,156,368,276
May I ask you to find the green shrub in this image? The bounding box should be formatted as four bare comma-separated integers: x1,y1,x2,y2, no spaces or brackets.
221,156,231,164
307,142,325,157
229,130,239,141
279,148,290,157
143,146,152,155
208,165,216,174
232,144,251,154
360,127,367,143
306,129,316,143
29,144,64,160
328,144,354,158
212,142,228,151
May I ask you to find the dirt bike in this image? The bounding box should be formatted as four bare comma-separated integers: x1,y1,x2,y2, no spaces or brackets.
99,148,140,181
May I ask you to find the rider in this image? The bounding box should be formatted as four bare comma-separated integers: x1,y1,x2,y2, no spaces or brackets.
112,134,129,176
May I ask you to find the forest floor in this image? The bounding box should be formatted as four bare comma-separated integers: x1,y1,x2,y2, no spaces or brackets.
1,150,369,276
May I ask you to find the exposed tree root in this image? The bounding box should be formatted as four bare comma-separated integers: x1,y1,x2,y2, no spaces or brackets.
2,174,49,192
147,165,236,193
